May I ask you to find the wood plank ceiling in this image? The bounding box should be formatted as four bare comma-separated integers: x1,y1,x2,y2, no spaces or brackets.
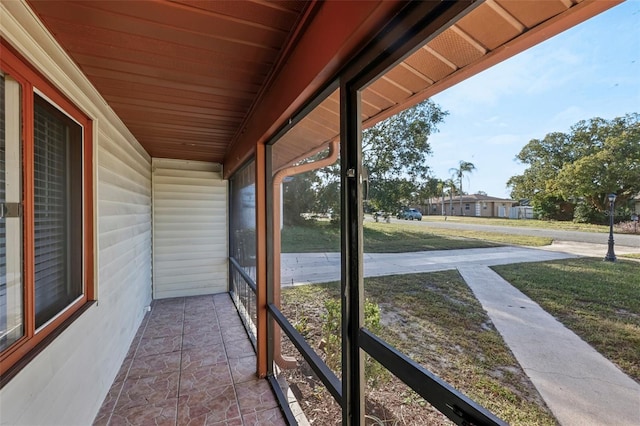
27,0,308,162
27,0,614,170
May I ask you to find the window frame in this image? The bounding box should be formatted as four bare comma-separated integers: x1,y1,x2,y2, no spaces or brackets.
336,1,506,423
0,40,94,380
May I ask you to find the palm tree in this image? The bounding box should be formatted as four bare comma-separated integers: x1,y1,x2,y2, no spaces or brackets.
443,178,457,216
449,160,476,216
435,179,446,215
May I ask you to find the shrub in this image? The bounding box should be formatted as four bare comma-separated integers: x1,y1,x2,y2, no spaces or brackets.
573,202,606,224
322,299,342,371
321,298,388,385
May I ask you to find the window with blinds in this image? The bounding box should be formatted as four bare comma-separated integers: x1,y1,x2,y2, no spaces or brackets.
1,43,92,380
33,95,83,329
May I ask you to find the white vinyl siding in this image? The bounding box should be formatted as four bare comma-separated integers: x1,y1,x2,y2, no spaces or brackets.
152,159,227,299
0,3,153,424
97,129,151,306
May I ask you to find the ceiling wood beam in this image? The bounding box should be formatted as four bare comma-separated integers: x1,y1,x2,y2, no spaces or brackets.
485,0,525,32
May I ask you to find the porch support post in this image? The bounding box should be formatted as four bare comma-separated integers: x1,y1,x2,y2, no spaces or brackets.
255,143,268,377
265,144,276,375
341,82,364,425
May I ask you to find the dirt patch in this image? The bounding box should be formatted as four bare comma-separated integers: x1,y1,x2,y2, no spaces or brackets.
278,272,558,425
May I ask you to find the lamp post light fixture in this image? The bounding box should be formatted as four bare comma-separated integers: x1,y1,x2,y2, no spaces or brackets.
604,193,617,262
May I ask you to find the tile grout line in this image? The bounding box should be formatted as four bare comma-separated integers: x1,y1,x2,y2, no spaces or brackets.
175,297,186,426
215,294,246,425
219,293,283,423
104,308,151,426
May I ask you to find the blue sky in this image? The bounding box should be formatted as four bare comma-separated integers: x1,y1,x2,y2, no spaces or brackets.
427,0,640,199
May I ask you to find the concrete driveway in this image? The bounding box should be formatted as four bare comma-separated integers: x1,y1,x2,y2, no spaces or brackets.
280,246,577,287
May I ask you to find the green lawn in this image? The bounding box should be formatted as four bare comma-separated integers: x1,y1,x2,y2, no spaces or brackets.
420,215,609,233
417,224,553,247
281,221,552,253
492,258,640,381
620,253,640,260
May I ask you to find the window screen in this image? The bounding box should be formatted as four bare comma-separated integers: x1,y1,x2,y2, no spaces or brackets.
33,95,83,329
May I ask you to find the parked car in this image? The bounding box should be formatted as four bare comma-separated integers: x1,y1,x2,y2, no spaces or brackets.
401,208,422,221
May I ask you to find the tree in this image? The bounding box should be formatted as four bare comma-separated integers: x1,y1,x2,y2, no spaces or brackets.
363,99,448,212
449,160,476,216
444,178,457,215
282,99,448,222
282,171,320,225
436,179,446,215
313,160,341,219
507,113,640,222
555,122,640,211
368,178,418,213
416,177,440,214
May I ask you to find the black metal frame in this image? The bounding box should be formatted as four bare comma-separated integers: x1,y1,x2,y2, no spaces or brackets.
340,81,364,423
230,1,512,424
229,256,299,425
228,157,257,294
228,160,258,351
359,329,506,425
337,1,506,424
268,303,342,402
265,144,275,376
229,257,256,293
267,374,298,426
229,257,257,352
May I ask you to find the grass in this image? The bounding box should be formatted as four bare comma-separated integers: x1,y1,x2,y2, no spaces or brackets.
492,258,640,381
281,221,552,253
420,215,609,233
281,271,557,425
418,225,553,247
620,253,640,260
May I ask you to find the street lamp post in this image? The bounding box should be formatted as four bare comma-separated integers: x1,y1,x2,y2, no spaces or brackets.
604,193,617,262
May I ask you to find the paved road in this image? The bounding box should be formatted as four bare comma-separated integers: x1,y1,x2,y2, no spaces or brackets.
396,218,640,248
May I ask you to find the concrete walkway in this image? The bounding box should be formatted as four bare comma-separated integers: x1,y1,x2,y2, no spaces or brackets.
539,240,640,258
458,266,640,426
280,245,640,425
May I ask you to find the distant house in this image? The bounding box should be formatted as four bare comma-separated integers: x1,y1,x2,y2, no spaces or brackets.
425,194,517,218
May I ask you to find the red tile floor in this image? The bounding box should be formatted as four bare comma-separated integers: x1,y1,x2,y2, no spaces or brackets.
93,294,286,425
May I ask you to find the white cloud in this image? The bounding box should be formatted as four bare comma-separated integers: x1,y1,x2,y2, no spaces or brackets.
476,116,508,128
486,134,521,146
548,106,587,130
